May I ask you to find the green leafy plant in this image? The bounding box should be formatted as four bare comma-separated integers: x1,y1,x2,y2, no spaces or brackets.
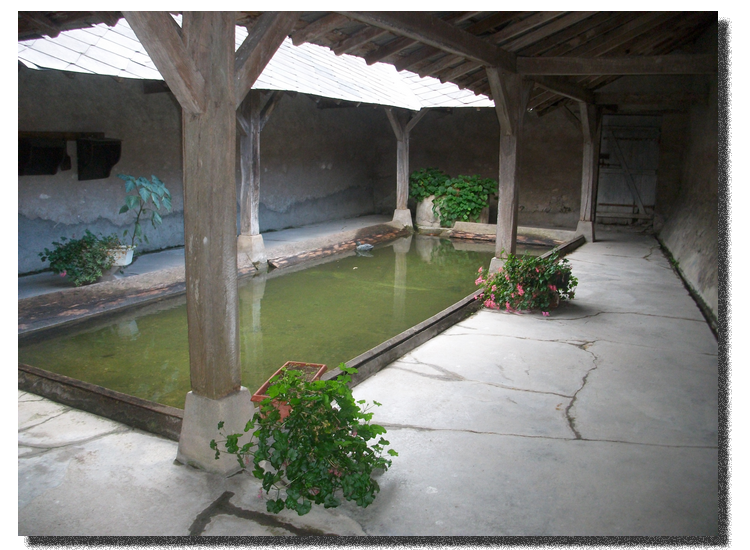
117,174,172,247
474,251,578,316
211,364,397,517
433,175,498,227
38,230,120,286
408,167,451,203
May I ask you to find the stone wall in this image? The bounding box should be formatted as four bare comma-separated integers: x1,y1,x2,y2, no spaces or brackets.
654,25,719,324
18,66,184,274
18,68,392,273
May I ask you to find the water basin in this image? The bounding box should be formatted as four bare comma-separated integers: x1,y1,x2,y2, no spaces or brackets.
18,235,549,408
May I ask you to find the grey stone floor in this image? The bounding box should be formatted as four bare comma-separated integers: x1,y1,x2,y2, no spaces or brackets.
18,227,721,538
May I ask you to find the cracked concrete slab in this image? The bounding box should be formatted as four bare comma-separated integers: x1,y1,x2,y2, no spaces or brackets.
570,340,718,447
399,331,594,396
355,366,574,438
334,428,718,536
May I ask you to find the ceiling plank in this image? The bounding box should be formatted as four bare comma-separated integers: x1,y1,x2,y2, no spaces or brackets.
489,12,566,45
365,35,414,65
517,53,717,75
337,11,516,72
123,11,205,114
332,26,389,55
504,12,597,52
19,12,62,38
235,11,301,109
290,13,349,46
517,12,624,56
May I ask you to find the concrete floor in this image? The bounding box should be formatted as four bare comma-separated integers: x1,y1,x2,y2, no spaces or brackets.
17,225,720,538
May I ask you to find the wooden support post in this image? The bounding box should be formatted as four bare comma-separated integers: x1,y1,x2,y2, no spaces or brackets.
385,108,428,227
125,11,297,474
576,103,603,242
486,68,533,272
236,90,283,265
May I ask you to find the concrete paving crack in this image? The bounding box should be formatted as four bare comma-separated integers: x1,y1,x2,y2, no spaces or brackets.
18,408,71,432
18,426,131,450
187,490,338,536
379,423,717,449
564,345,600,439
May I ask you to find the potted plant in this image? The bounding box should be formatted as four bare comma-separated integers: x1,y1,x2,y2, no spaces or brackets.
474,250,578,316
39,230,118,286
251,361,328,419
113,174,172,264
211,364,397,517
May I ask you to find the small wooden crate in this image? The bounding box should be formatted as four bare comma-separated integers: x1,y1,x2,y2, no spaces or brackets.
251,361,327,419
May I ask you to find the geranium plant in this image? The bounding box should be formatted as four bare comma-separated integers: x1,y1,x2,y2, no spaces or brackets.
117,174,172,247
211,364,397,517
38,230,120,286
475,251,578,315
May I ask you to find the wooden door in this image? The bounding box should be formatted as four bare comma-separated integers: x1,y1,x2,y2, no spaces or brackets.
597,115,661,224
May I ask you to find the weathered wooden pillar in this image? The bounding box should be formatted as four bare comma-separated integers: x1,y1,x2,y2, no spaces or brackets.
124,10,298,474
237,90,284,265
575,102,603,242
486,69,533,273
385,108,429,228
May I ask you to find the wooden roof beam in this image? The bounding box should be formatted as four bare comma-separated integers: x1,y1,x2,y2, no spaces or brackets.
517,53,717,75
290,13,348,46
337,11,517,72
332,26,389,55
235,11,301,109
19,12,62,38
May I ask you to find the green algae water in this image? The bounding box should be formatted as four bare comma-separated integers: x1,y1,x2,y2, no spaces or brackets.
19,236,547,408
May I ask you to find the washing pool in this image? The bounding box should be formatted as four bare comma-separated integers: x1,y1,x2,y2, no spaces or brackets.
19,235,549,408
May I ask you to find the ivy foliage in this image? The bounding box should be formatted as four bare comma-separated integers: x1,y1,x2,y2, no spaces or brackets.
408,167,450,203
475,251,578,314
38,230,119,286
433,175,498,227
409,168,498,227
211,365,397,516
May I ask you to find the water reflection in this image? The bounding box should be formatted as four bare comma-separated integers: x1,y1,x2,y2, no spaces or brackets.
392,235,412,329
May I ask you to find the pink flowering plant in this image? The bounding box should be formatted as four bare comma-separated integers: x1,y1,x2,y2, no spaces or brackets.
475,251,577,315
211,364,396,516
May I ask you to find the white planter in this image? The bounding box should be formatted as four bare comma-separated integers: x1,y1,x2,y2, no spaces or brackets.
110,245,135,267
416,196,443,230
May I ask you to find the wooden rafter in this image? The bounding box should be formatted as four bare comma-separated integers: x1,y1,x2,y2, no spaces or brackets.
123,11,205,114
504,12,597,52
490,12,566,45
290,13,348,46
332,26,389,55
516,12,623,57
337,11,516,72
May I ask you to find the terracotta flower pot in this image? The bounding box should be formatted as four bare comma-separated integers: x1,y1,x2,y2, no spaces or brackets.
251,361,328,419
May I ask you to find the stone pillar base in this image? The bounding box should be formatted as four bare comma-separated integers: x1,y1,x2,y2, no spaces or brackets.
575,220,595,242
489,256,506,274
176,387,255,475
392,208,413,228
238,234,267,265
